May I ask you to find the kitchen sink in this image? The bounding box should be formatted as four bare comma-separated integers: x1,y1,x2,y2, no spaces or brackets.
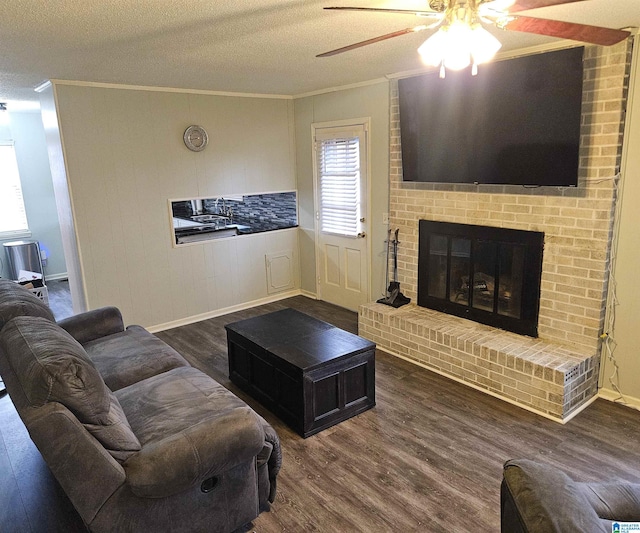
191,214,230,224
176,226,239,244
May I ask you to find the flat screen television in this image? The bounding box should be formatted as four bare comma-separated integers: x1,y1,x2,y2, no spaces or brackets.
398,47,584,186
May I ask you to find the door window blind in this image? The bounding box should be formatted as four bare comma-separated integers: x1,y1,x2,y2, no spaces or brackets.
317,137,361,237
0,143,29,237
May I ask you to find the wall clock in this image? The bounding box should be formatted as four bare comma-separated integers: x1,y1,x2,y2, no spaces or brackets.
183,125,208,152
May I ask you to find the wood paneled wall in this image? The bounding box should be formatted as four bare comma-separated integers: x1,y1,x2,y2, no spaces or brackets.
52,84,299,328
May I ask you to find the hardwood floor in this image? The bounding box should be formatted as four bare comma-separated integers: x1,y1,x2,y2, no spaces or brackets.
2,295,640,532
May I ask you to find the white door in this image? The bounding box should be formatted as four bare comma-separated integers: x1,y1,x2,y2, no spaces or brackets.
313,122,369,311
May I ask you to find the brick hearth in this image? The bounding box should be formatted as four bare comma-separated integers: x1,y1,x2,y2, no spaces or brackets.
359,303,599,421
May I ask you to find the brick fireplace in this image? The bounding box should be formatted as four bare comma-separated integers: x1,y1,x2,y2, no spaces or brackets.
359,42,632,421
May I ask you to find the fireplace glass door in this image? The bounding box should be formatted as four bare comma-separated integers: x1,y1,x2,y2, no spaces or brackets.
419,221,543,337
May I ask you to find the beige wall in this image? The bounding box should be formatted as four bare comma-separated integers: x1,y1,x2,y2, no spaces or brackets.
294,82,390,300
52,84,299,328
601,39,640,402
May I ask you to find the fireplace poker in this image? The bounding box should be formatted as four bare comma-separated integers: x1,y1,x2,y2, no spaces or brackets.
387,228,400,296
382,228,391,298
377,228,410,308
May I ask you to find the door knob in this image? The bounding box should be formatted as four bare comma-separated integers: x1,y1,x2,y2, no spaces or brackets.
357,232,366,238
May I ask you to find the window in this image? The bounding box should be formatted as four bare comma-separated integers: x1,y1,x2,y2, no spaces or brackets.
0,142,29,238
316,136,361,237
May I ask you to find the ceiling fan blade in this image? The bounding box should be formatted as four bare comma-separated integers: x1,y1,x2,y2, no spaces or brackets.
508,0,586,14
323,6,440,17
503,16,631,45
317,26,429,57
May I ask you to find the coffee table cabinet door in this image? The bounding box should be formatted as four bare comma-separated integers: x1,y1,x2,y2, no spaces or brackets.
344,362,370,407
302,350,375,437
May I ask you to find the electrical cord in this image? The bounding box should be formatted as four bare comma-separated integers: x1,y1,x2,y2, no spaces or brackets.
584,176,620,184
599,172,639,410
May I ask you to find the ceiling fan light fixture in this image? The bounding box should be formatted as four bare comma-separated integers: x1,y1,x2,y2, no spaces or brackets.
442,20,475,70
417,22,473,70
470,24,502,64
418,19,501,76
417,26,448,67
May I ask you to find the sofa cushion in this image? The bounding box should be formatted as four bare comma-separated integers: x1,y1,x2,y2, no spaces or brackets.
503,459,609,532
116,366,264,498
579,482,640,522
0,316,111,424
83,325,190,391
0,279,55,331
83,391,142,461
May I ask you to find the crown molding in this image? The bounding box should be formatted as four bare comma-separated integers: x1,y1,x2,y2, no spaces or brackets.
48,79,293,100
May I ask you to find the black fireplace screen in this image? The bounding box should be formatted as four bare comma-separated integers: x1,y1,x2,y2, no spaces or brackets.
418,221,544,337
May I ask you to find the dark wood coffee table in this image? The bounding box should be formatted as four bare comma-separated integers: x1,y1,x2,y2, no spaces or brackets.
225,308,375,438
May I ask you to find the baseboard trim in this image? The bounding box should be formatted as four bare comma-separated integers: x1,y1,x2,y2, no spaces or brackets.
300,289,317,299
45,273,69,282
564,394,600,423
147,289,304,333
599,388,640,412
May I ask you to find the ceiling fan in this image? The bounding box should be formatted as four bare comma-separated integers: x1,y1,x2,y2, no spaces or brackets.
317,0,631,76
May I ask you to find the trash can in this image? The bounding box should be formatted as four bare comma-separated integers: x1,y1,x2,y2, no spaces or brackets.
3,240,45,283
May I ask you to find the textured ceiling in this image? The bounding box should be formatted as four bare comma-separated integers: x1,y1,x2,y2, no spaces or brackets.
0,0,639,103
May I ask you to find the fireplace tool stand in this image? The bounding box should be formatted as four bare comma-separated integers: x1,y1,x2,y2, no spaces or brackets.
377,228,410,308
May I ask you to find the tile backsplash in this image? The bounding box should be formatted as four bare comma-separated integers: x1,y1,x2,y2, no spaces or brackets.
213,192,297,232
172,191,298,235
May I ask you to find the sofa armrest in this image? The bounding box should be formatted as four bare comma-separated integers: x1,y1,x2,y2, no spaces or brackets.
58,306,125,344
123,407,264,499
256,415,281,503
502,459,609,533
25,402,126,525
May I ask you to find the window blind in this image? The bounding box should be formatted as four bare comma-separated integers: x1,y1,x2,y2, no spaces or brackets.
317,137,360,237
0,143,29,237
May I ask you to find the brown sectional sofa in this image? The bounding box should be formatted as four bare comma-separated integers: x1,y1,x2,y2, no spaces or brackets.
0,279,281,532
